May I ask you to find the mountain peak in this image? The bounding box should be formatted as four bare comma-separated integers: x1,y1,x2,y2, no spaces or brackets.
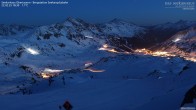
66,17,78,23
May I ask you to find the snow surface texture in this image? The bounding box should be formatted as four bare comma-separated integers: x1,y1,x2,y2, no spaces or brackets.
0,18,196,110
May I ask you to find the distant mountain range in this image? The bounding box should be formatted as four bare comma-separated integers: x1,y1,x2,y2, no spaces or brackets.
1,18,195,46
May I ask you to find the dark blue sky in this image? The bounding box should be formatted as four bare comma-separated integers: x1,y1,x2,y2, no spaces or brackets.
0,0,196,26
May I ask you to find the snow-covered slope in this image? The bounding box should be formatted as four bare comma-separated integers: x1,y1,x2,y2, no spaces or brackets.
0,18,196,110
156,27,196,60
0,55,196,110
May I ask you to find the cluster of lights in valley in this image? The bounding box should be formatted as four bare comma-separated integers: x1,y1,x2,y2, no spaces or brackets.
98,37,196,63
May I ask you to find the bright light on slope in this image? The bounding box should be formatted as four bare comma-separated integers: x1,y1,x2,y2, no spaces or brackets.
41,73,51,79
40,68,64,79
26,48,40,55
85,62,93,68
173,38,181,42
85,36,93,39
98,44,132,54
43,68,64,73
98,44,119,53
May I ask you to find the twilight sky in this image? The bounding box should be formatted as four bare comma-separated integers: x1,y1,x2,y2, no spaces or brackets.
0,0,196,26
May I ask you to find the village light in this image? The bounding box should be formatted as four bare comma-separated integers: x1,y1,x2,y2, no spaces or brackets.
98,44,196,63
41,73,51,79
98,44,119,53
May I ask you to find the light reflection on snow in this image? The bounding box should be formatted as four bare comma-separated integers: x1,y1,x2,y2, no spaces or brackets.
84,62,105,73
173,38,181,42
84,68,105,73
26,47,40,55
85,36,93,39
43,68,64,73
84,62,93,68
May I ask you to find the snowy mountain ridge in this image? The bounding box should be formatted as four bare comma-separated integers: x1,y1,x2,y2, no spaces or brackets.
0,18,196,110
155,27,196,60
